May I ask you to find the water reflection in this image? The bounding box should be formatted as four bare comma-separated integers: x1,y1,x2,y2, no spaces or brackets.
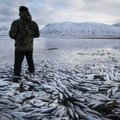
34,37,120,50
1,36,120,51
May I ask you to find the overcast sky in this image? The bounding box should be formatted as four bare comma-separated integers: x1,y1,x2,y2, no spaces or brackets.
1,0,120,28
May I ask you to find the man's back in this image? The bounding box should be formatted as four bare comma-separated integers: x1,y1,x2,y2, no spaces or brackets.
9,8,39,51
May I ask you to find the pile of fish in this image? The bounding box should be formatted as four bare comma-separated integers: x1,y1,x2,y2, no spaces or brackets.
0,50,120,120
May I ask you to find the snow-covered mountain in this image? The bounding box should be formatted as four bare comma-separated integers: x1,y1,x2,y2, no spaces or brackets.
0,26,9,36
41,22,120,38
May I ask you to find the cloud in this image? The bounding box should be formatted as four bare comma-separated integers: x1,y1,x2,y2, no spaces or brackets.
81,0,120,17
80,0,120,24
0,0,120,27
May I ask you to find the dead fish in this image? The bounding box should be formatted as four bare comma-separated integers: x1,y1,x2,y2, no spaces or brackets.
21,95,35,105
52,105,66,117
74,105,86,118
0,80,10,87
9,111,28,118
107,88,112,97
105,101,117,108
77,86,91,92
74,101,89,109
0,99,13,105
24,113,42,119
88,100,100,107
99,84,112,89
0,105,19,110
14,104,32,112
85,108,101,116
92,101,105,109
90,93,111,101
74,111,80,120
111,92,120,99
40,106,58,114
41,84,54,91
67,106,74,119
86,114,101,120
58,93,64,101
0,113,13,120
112,86,120,94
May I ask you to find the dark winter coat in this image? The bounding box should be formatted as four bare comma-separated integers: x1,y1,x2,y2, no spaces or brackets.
9,12,40,51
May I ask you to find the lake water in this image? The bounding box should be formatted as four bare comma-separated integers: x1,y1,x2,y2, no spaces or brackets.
0,36,120,64
39,37,120,50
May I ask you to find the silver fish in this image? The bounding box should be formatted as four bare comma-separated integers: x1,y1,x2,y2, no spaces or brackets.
40,106,58,114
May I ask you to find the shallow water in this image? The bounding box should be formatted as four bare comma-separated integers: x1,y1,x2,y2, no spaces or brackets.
0,36,120,64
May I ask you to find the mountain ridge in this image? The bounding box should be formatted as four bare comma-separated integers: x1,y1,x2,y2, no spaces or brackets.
40,22,120,38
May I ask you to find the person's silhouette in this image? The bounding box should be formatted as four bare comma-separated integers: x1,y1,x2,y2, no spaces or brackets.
9,6,40,82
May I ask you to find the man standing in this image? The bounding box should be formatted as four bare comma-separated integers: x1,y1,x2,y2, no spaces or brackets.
9,6,40,82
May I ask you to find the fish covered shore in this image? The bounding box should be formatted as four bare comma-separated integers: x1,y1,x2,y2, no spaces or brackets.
0,49,120,120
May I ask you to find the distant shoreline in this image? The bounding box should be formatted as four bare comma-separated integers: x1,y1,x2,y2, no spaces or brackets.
41,36,120,39
0,35,120,39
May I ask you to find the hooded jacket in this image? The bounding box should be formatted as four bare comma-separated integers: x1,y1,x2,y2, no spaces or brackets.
9,11,40,51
